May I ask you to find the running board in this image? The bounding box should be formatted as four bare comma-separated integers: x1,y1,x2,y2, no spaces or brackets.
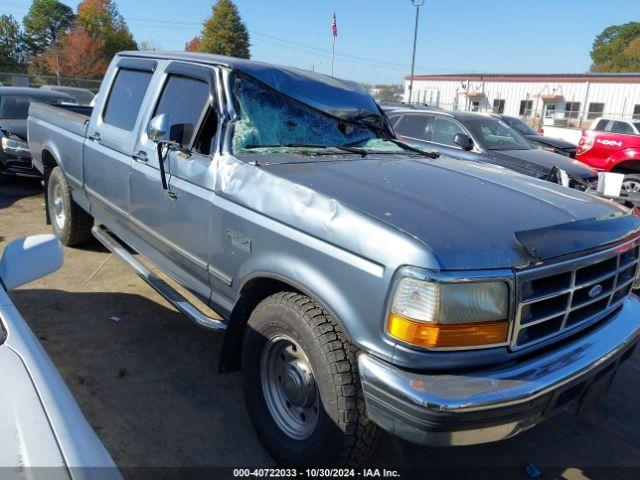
92,225,227,331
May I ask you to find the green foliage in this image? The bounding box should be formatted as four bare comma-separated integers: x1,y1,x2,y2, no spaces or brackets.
0,14,25,71
200,0,250,59
590,22,640,72
22,0,75,56
77,0,137,61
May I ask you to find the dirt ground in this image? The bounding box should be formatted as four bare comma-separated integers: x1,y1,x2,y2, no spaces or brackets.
2,177,640,478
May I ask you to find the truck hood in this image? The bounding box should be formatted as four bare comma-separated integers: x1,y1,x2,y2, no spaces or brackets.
489,148,595,179
525,134,576,150
261,154,637,270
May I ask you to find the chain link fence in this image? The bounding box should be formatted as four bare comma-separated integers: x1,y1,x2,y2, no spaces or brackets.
0,72,102,92
426,100,639,131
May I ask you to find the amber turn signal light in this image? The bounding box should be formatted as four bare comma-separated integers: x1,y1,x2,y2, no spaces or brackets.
387,313,509,348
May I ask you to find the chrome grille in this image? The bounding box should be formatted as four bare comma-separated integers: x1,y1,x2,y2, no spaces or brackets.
513,240,640,350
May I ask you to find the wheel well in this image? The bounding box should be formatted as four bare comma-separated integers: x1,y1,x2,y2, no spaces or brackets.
41,149,59,225
611,161,640,175
218,277,302,374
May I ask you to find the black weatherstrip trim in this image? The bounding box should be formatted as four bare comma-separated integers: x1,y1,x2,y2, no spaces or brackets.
116,58,157,72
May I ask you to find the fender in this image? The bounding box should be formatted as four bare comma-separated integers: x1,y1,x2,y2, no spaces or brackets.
218,251,383,373
606,147,640,172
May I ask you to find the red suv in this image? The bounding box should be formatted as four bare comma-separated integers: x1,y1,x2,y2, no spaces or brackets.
576,117,640,192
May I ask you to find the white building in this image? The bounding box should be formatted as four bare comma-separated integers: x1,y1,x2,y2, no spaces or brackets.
403,73,640,128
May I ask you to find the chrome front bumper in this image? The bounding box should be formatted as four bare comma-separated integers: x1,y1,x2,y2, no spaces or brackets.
358,295,640,447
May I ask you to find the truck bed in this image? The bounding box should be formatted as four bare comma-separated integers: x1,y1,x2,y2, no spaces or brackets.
28,103,92,179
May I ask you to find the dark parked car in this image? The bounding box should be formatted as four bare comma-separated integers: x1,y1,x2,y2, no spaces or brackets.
497,114,578,158
386,108,595,189
40,85,96,106
0,87,72,180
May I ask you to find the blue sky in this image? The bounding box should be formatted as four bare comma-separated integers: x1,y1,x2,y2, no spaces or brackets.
2,0,639,84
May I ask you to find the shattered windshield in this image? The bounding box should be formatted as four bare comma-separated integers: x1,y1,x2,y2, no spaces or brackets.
231,74,404,155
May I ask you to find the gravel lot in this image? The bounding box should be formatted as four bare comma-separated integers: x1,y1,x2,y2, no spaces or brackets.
2,177,640,478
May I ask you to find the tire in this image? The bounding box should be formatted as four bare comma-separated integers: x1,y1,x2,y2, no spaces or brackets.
621,174,640,194
47,166,94,246
241,292,379,466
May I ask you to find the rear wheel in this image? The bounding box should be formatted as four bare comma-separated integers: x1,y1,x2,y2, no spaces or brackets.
241,292,379,466
47,167,94,246
622,174,640,194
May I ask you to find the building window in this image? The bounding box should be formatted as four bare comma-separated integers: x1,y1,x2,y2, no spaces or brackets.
587,102,605,119
633,104,640,120
565,102,581,119
519,100,533,116
493,99,505,114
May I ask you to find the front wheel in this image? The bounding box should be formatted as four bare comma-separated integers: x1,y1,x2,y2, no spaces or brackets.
47,166,94,246
241,292,379,466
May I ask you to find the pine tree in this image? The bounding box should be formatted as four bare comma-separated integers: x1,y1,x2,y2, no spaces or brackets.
200,0,250,59
22,0,75,56
0,14,26,71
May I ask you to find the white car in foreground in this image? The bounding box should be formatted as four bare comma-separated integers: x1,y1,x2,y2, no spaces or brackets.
0,235,120,480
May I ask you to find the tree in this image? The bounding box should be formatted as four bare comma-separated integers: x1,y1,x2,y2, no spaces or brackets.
185,36,202,52
22,0,75,56
77,0,137,61
200,0,250,59
0,14,25,71
43,25,108,78
591,22,640,72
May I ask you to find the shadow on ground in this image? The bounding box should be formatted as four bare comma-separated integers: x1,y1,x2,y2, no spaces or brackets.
0,177,42,210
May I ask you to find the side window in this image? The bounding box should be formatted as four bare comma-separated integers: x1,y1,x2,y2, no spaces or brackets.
610,121,634,135
432,117,466,147
593,119,607,131
103,68,153,131
153,74,212,148
394,114,430,139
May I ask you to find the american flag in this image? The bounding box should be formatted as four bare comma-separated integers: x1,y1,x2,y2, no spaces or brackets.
331,13,338,38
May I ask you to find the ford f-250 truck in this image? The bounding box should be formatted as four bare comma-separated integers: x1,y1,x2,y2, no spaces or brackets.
28,52,640,466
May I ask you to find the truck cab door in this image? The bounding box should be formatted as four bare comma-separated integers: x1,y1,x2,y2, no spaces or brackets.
84,58,157,225
129,62,219,301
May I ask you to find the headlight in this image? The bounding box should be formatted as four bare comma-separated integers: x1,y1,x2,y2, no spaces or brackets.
1,136,29,154
387,268,510,349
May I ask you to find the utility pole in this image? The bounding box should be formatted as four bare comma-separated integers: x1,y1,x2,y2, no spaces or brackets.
407,0,425,104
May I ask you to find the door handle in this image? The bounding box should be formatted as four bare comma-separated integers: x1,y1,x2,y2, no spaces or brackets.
88,132,101,141
132,150,148,164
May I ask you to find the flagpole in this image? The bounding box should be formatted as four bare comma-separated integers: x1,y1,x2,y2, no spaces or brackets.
331,11,336,77
332,36,335,77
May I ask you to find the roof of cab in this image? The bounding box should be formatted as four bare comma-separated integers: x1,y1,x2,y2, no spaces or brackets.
118,51,383,126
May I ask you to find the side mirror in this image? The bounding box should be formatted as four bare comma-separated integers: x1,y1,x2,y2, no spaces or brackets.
147,113,194,147
147,113,170,143
454,133,474,151
0,234,63,290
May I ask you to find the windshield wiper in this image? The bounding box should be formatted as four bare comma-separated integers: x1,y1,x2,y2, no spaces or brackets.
386,138,439,159
244,143,368,156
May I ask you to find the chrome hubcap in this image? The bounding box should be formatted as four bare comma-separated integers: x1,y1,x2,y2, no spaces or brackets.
51,183,66,229
622,180,640,193
261,335,319,439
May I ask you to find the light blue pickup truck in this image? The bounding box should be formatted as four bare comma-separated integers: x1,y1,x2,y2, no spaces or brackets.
28,51,640,466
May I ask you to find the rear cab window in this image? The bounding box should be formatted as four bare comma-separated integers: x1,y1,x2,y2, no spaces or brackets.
610,121,634,135
103,68,154,131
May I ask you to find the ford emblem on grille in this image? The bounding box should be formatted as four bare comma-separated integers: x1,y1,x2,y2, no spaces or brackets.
588,284,604,298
